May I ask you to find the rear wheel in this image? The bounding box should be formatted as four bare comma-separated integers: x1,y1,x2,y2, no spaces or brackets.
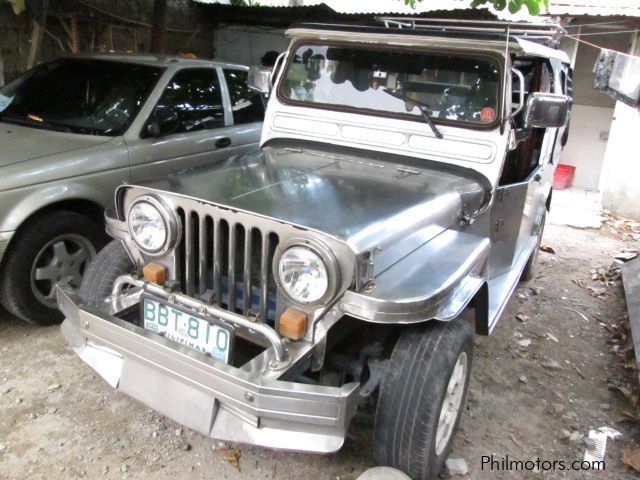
373,318,473,480
0,211,107,325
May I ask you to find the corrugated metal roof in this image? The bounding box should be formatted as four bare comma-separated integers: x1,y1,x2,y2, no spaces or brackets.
549,0,640,17
194,0,640,18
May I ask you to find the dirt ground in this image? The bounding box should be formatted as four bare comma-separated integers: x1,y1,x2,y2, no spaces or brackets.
1,222,638,480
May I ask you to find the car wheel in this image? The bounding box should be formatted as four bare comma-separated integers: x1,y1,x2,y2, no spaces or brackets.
0,210,108,325
373,318,473,480
78,240,134,305
521,210,547,282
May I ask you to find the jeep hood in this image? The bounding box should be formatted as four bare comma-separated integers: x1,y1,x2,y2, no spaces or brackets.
0,122,111,168
136,144,489,274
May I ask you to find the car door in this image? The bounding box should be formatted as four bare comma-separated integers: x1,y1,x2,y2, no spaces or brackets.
220,67,265,156
126,66,256,182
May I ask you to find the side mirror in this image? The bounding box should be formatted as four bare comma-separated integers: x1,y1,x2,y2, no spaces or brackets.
524,93,570,129
248,66,272,94
147,106,178,138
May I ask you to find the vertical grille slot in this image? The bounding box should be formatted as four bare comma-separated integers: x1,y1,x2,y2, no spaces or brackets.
175,205,280,323
227,222,237,312
242,227,253,316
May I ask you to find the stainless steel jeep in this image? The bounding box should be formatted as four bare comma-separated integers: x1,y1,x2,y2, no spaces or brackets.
58,19,572,480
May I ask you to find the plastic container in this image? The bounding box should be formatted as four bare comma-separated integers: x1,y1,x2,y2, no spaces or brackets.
553,164,576,190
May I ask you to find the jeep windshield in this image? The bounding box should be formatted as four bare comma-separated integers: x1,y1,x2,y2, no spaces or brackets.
279,44,501,127
0,58,162,136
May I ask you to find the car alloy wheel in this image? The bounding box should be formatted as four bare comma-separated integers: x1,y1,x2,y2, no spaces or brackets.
30,234,97,307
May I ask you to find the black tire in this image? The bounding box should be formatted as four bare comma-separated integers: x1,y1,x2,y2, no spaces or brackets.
521,210,547,282
78,240,134,305
0,210,108,325
373,318,474,480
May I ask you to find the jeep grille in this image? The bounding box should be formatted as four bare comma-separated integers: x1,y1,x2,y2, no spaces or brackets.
176,207,279,322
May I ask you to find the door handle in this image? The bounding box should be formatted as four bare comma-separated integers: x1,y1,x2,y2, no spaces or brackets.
534,173,542,183
215,137,231,148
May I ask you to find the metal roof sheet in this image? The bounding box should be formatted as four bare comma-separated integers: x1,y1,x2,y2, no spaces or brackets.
194,0,640,18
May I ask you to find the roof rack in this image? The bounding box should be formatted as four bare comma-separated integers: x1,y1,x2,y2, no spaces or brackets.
375,17,566,48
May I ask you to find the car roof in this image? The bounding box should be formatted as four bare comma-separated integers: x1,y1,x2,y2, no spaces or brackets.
61,53,249,70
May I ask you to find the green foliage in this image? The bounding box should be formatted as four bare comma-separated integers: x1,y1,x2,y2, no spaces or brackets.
5,0,26,14
404,0,549,15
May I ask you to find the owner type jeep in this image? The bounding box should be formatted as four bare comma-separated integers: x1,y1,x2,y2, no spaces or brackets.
58,19,572,480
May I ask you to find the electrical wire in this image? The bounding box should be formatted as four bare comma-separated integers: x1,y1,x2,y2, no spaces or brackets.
569,29,639,37
73,0,199,34
564,19,639,29
565,34,633,52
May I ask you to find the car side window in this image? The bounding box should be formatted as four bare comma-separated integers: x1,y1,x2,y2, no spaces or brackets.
155,68,225,134
223,69,265,125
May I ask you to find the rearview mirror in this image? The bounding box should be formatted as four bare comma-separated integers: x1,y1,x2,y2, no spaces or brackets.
147,106,179,138
524,93,570,129
248,66,272,94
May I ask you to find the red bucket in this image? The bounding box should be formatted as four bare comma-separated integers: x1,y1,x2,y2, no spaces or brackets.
553,164,576,190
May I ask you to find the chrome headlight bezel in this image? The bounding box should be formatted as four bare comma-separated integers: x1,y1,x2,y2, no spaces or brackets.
273,236,341,307
126,195,179,256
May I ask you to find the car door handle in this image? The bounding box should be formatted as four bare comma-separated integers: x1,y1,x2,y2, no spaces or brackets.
215,137,231,148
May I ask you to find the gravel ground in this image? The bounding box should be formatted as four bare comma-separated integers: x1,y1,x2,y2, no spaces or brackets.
0,223,638,480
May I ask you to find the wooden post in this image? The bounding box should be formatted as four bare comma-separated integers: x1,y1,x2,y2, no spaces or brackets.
26,0,48,70
150,0,168,54
0,50,4,87
70,16,79,53
26,20,42,70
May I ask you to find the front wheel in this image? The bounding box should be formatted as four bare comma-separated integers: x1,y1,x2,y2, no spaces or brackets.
373,318,473,480
78,240,134,305
0,211,107,325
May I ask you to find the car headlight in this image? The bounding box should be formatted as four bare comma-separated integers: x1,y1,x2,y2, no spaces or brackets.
274,238,341,306
128,200,168,253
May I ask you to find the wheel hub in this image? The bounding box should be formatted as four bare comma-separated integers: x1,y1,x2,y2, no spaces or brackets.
434,351,468,456
30,234,96,307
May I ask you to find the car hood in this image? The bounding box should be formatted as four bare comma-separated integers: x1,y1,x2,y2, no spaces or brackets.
0,122,112,168
136,144,489,274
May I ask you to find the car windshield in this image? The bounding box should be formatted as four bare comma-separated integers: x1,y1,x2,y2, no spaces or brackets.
0,58,162,136
280,44,501,126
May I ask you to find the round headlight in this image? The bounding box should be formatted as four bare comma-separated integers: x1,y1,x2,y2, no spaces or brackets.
128,201,168,253
277,246,329,304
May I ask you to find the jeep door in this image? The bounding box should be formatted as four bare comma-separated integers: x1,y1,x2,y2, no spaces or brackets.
126,66,263,182
490,59,561,279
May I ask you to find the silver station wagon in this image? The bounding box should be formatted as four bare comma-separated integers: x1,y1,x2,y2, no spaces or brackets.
58,19,572,480
0,55,264,324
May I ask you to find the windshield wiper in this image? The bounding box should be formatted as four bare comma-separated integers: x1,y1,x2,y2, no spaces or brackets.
383,88,443,139
0,113,71,133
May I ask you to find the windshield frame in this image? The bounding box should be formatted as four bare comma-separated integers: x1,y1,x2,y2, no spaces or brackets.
0,57,165,137
276,40,505,131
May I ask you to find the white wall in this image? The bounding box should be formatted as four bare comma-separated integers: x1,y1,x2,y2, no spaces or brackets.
213,26,289,66
559,104,614,190
600,102,640,220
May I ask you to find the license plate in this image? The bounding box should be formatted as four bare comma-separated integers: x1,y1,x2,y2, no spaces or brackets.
141,296,233,363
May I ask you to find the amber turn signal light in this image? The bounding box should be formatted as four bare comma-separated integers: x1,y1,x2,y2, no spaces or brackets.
143,263,167,285
278,308,308,341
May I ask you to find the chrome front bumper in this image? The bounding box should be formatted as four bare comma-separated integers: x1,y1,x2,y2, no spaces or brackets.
57,287,359,453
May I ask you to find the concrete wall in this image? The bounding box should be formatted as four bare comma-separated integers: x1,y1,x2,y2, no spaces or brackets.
213,26,289,66
601,103,640,220
600,32,640,221
559,104,613,190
